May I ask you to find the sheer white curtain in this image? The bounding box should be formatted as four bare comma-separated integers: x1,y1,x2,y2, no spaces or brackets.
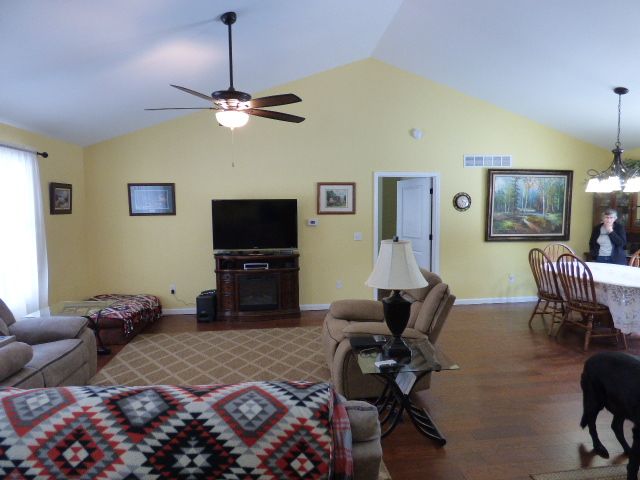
0,146,48,317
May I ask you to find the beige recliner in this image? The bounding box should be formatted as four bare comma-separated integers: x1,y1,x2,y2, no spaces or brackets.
0,298,97,388
322,269,455,399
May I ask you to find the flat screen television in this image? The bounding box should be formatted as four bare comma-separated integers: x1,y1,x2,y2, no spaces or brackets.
211,199,298,251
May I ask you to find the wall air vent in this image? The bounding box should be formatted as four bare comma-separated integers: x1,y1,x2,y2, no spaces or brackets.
463,154,512,168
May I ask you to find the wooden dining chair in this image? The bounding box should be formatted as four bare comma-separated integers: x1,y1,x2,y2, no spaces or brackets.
528,248,564,335
543,243,576,262
555,253,627,351
629,248,640,267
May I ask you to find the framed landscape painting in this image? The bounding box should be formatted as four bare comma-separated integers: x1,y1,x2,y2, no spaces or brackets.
486,169,573,241
317,182,356,214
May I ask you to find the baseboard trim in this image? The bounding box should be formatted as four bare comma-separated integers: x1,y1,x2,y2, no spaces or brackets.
163,308,196,315
162,298,534,315
301,304,331,311
455,296,537,305
163,304,331,316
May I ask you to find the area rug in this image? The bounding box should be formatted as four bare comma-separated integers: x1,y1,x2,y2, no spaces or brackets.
91,326,329,385
531,465,627,480
91,326,392,479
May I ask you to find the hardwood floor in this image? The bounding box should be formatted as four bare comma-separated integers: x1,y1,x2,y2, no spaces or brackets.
96,303,638,480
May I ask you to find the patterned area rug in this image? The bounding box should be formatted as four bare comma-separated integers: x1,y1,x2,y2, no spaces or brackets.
531,465,627,480
91,326,330,385
91,326,391,479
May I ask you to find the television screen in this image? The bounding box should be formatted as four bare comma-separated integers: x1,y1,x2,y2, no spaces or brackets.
212,199,298,251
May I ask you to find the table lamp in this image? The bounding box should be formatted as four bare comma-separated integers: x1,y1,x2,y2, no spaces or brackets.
366,237,428,358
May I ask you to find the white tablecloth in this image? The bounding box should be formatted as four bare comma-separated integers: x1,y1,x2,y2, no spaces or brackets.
586,262,640,334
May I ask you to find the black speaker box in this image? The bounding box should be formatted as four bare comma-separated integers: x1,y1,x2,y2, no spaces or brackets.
196,291,217,322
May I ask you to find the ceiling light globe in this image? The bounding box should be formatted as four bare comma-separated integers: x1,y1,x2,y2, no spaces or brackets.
624,177,640,193
605,176,622,192
585,178,601,193
216,110,249,129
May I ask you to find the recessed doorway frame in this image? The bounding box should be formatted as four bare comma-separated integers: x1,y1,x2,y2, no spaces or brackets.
372,171,441,298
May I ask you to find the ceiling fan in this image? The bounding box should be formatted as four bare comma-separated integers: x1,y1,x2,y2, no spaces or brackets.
146,11,305,129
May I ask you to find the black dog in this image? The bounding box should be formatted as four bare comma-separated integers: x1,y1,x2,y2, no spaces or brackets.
581,351,640,480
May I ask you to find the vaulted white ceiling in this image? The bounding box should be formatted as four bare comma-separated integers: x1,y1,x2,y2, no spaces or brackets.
3,0,640,150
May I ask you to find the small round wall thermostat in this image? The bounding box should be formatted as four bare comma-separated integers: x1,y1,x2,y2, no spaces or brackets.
453,192,471,211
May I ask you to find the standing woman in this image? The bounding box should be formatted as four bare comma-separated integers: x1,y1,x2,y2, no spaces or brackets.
589,208,627,264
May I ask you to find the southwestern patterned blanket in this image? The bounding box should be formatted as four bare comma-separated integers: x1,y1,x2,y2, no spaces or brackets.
0,381,352,479
87,293,162,343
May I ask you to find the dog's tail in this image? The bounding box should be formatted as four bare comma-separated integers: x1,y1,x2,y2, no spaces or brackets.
580,370,596,429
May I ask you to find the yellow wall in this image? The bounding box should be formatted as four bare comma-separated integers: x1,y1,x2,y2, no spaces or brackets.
0,59,612,309
81,59,608,308
0,123,89,303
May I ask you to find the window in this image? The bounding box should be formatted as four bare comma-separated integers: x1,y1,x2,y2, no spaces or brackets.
0,146,48,317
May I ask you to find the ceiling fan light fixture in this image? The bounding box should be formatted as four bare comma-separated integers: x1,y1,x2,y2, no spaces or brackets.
216,110,249,129
147,11,305,126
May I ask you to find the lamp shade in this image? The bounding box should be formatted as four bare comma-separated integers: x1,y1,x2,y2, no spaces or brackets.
215,110,249,129
366,239,428,290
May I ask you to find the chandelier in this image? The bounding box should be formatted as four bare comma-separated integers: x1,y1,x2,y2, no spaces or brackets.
585,87,640,193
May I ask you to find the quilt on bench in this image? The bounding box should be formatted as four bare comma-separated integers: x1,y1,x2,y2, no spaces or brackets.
0,381,353,479
87,293,162,344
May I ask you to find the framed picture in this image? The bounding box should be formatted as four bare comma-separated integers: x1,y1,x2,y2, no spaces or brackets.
486,169,573,241
317,182,356,214
128,183,176,216
49,182,72,214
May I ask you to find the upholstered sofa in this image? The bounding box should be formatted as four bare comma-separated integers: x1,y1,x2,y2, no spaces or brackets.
0,298,97,388
323,269,455,399
0,382,382,480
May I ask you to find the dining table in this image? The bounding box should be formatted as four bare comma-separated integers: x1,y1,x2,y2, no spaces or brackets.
585,262,640,334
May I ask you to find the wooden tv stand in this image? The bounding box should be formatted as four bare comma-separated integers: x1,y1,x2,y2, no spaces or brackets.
214,252,300,319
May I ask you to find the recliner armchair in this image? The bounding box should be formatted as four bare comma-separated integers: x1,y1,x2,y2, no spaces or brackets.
0,298,97,387
322,269,455,399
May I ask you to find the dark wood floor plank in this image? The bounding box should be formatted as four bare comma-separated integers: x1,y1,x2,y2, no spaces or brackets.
95,302,640,479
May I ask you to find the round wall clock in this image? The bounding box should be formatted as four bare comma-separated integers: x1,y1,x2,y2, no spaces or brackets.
453,192,471,211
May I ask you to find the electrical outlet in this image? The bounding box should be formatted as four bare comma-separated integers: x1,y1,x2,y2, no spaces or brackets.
169,283,176,294
336,280,343,289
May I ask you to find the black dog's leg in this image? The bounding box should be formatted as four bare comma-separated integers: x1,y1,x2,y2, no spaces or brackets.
581,373,609,458
612,414,632,455
627,425,640,480
586,416,610,458
582,408,609,457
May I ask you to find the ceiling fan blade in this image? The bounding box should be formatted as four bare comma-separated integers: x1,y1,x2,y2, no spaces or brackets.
170,84,213,101
246,108,305,123
249,94,302,109
145,107,216,111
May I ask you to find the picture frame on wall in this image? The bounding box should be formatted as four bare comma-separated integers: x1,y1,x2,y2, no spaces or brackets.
486,169,573,241
317,182,356,214
128,183,176,216
49,182,72,214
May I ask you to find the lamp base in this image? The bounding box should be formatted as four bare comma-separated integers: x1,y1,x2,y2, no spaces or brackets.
382,290,412,360
383,335,411,360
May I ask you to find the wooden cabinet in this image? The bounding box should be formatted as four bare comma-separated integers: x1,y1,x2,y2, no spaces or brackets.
592,192,640,231
592,193,640,252
214,253,300,320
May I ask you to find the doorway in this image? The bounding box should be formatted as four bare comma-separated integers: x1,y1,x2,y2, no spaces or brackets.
373,171,440,284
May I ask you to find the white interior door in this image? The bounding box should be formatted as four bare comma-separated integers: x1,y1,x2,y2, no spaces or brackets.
396,177,432,270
